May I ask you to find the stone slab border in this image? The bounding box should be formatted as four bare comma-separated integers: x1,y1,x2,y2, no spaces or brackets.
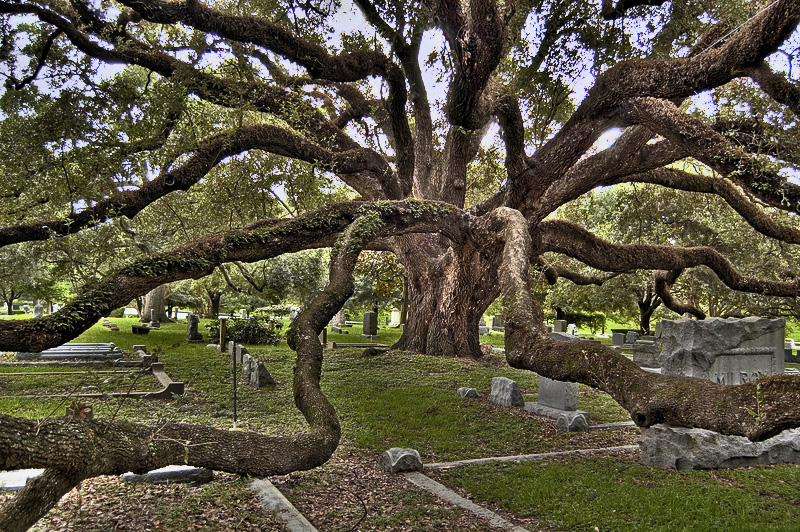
0,362,184,400
424,445,639,470
402,471,531,532
250,478,319,532
328,342,390,349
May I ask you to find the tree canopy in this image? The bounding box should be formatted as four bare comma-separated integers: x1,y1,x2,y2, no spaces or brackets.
3,0,800,528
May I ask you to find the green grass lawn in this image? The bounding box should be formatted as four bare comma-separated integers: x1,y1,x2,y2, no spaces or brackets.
3,316,800,531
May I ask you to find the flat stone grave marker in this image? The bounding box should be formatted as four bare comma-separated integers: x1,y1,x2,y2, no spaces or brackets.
16,343,124,361
122,465,213,484
491,315,504,331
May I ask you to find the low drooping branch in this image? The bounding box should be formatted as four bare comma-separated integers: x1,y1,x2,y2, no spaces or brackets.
653,269,706,318
620,167,800,245
0,200,465,352
536,219,800,298
488,206,800,441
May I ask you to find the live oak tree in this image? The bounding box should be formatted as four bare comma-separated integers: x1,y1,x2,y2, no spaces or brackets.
3,0,800,529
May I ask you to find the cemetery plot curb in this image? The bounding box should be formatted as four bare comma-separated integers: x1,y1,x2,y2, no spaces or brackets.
424,445,640,470
0,362,184,400
402,472,531,532
250,478,319,532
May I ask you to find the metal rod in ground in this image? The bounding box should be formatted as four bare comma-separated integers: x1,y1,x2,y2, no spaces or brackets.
232,342,238,424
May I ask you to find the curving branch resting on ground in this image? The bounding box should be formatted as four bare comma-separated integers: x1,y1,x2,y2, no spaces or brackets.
0,201,462,531
489,206,800,442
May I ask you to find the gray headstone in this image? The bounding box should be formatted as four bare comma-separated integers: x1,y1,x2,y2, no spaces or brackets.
538,376,577,411
319,327,327,346
479,317,486,327
251,360,277,387
379,448,423,473
492,315,505,330
553,320,567,333
185,313,204,343
234,344,249,364
362,312,378,336
640,424,800,470
32,304,43,319
625,331,640,344
479,326,491,335
490,377,524,406
241,352,253,381
660,317,784,384
457,387,479,398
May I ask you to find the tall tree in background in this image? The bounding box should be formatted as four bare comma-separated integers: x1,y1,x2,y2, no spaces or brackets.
3,0,800,528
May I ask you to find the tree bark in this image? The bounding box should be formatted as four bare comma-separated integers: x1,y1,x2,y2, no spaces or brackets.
207,291,222,318
393,238,499,358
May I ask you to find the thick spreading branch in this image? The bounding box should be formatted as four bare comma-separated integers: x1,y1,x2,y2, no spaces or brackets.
535,219,800,298
620,167,800,245
0,201,465,352
0,203,465,529
511,0,800,213
0,124,391,248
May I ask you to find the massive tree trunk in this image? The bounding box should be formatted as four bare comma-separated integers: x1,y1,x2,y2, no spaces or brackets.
393,236,499,358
